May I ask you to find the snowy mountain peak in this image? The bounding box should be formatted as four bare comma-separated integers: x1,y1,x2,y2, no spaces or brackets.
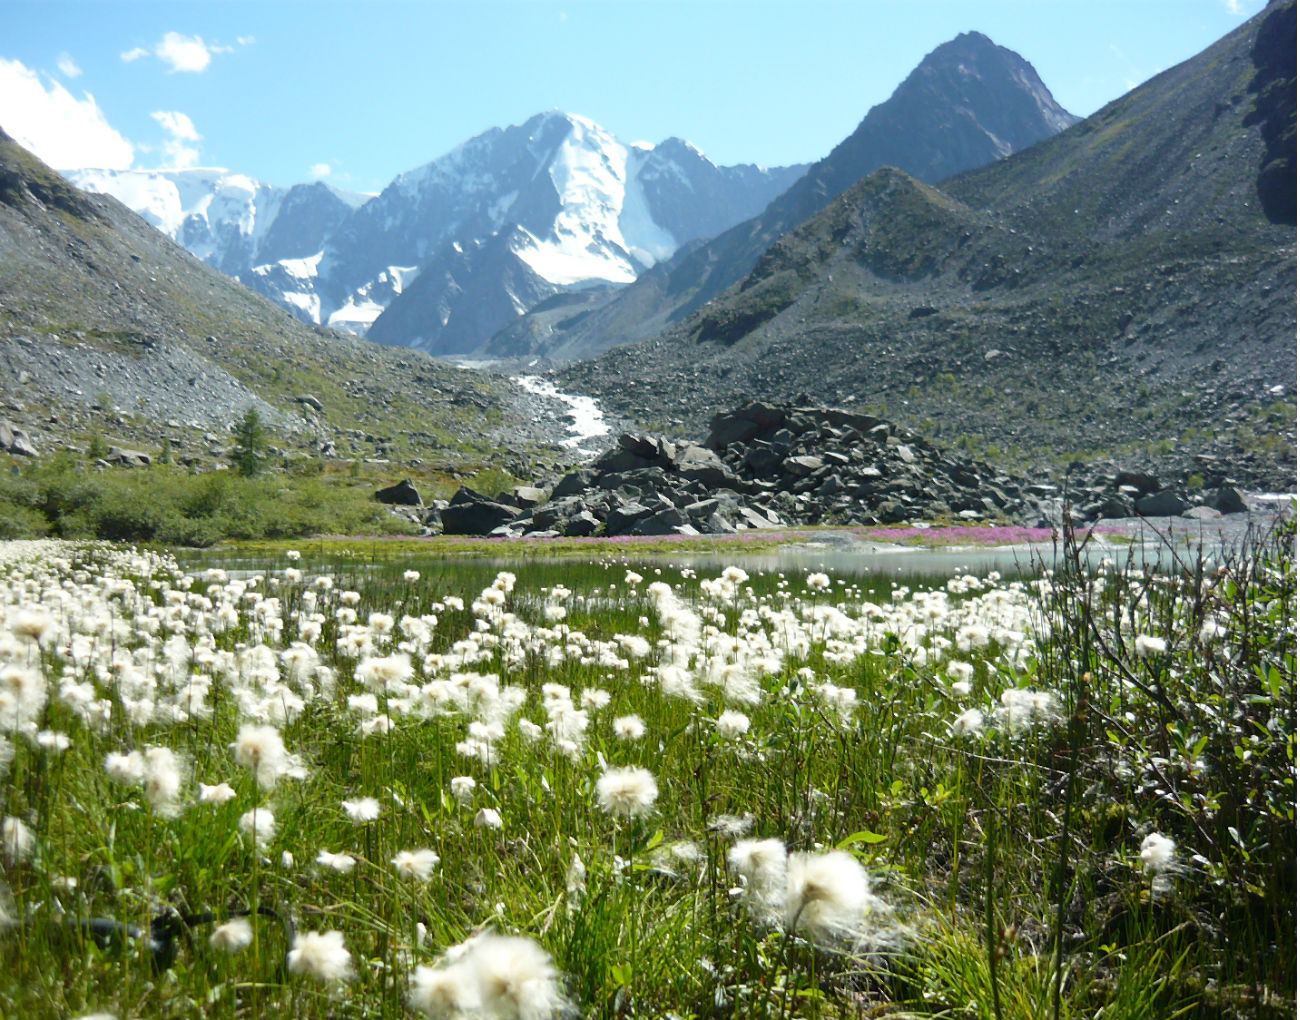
65,111,807,349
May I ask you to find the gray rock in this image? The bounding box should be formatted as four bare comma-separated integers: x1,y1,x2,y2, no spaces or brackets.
374,478,422,506
1211,485,1248,514
1135,490,1190,517
297,394,324,412
441,487,521,535
1115,470,1161,494
512,485,548,508
0,420,37,457
563,510,601,537
106,446,151,467
782,454,823,477
605,502,653,535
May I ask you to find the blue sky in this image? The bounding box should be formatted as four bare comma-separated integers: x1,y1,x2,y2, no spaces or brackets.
1,0,1269,193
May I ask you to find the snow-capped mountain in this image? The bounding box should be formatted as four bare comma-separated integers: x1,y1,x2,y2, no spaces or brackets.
66,168,367,280
65,112,807,350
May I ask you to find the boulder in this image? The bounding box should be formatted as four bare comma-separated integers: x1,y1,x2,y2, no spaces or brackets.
1115,470,1161,495
0,421,37,457
296,394,324,412
106,446,151,467
1211,485,1249,514
440,487,521,535
374,478,422,506
563,510,601,537
1135,490,1190,517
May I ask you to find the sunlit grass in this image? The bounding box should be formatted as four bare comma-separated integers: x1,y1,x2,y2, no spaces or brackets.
0,523,1292,1019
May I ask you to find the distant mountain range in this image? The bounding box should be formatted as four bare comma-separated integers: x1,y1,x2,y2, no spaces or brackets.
499,31,1080,364
559,0,1296,488
65,31,1082,364
67,115,806,351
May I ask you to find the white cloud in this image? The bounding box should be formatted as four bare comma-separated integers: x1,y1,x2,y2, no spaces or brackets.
309,162,332,180
56,53,82,79
122,31,242,73
237,36,256,47
151,110,202,168
156,32,218,73
0,58,133,169
1224,0,1244,13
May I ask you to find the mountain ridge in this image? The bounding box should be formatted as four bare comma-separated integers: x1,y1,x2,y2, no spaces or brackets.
556,1,1296,490
493,30,1079,364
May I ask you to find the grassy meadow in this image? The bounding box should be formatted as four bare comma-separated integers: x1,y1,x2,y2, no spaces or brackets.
0,521,1293,1019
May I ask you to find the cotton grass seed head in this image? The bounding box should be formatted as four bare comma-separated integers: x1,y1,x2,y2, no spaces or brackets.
287,929,354,984
210,917,254,954
393,848,440,881
785,849,874,944
342,796,381,823
595,766,658,820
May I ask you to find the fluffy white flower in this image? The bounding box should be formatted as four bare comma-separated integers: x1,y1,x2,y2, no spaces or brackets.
210,917,254,954
612,714,645,741
230,723,301,790
595,766,659,819
393,848,440,881
950,708,985,737
1134,634,1168,658
342,796,381,823
450,775,477,803
784,850,874,943
716,710,751,740
316,849,356,873
1139,832,1176,873
806,572,831,592
287,929,354,983
198,782,237,805
474,807,502,830
239,806,276,848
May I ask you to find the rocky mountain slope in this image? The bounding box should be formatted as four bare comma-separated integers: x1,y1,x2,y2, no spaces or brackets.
559,1,1297,491
496,31,1078,364
0,127,548,473
68,113,806,355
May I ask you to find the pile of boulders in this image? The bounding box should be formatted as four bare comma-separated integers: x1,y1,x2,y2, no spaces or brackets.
376,401,1256,538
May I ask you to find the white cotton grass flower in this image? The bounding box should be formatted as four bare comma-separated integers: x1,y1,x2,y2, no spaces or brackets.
105,750,146,785
806,571,832,592
409,931,569,1020
342,796,381,823
316,849,356,874
950,708,985,737
393,848,440,881
287,929,354,984
409,962,480,1018
450,775,477,803
1140,831,1177,897
474,807,503,830
784,850,876,944
141,746,186,816
198,782,237,805
230,723,303,790
716,710,750,740
1134,634,1168,658
239,806,276,848
1139,832,1176,873
595,766,659,820
210,916,254,954
2,816,35,863
708,812,754,838
612,714,645,741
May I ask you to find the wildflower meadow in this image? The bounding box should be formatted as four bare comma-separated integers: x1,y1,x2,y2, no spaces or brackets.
0,520,1293,1019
